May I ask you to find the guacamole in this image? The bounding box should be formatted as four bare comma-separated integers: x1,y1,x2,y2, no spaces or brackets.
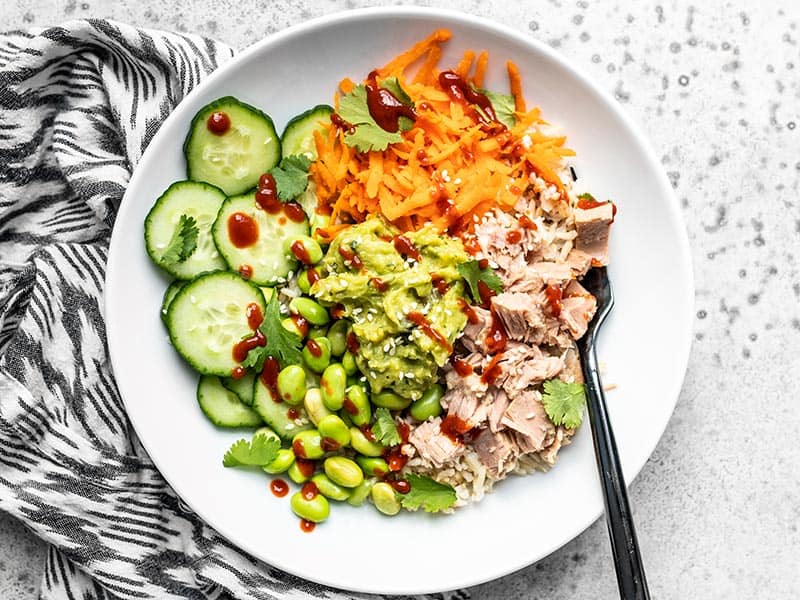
312,218,469,400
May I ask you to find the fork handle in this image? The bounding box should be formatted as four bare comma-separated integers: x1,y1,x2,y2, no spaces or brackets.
580,336,651,600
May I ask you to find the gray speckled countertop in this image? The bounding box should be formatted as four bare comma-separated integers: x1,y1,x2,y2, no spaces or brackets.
2,0,799,598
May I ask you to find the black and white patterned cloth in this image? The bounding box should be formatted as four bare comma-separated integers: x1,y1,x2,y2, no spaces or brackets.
0,20,465,600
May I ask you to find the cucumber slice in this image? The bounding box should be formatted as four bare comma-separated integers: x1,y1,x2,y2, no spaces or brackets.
281,104,333,160
252,377,313,441
197,375,263,428
185,96,281,196
160,281,186,324
144,181,227,279
221,371,256,406
212,192,309,285
166,272,266,376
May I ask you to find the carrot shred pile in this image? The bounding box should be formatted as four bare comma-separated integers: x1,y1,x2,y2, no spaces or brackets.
310,29,574,236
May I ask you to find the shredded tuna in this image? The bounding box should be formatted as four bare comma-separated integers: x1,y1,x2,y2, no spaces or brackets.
575,203,613,265
409,417,465,468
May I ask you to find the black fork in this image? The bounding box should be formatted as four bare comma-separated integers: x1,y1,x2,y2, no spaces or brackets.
576,267,650,600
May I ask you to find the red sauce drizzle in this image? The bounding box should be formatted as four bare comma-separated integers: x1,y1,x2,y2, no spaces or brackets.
287,407,300,420
346,332,360,354
485,309,508,354
457,298,479,324
545,284,563,317
390,479,411,494
255,174,281,214
300,519,316,533
430,274,450,294
321,437,341,452
291,240,313,265
451,355,474,377
407,311,452,352
232,330,265,363
396,421,411,444
518,214,537,230
270,479,289,497
246,303,264,330
231,366,246,379
481,353,504,385
440,414,473,444
260,356,280,399
206,111,230,135
330,112,355,133
292,438,306,458
296,458,315,478
365,72,417,133
385,448,409,472
393,235,422,261
306,338,322,358
369,277,389,292
227,212,259,248
478,258,490,269
359,424,377,443
290,314,309,338
238,264,253,279
506,230,522,244
438,70,503,126
338,245,364,270
301,481,319,500
284,202,307,223
477,280,497,309
463,237,482,256
306,267,321,286
343,398,358,415
330,303,346,320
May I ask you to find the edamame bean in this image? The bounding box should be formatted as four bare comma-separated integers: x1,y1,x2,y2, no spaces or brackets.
311,473,350,501
286,235,323,265
287,460,312,484
254,427,280,444
302,337,331,373
349,426,384,457
341,350,358,375
371,391,412,410
317,414,351,448
346,478,374,506
311,214,331,245
303,388,333,425
371,482,401,516
262,448,295,474
327,320,348,357
324,456,364,488
289,297,330,326
343,384,371,426
308,325,328,340
290,490,330,522
292,429,325,460
355,456,389,478
320,363,347,410
409,383,444,421
281,317,307,340
297,269,312,294
277,365,306,405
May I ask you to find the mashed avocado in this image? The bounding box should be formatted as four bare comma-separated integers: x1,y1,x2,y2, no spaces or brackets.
312,218,468,400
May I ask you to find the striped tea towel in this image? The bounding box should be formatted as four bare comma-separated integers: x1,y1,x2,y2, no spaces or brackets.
0,19,465,600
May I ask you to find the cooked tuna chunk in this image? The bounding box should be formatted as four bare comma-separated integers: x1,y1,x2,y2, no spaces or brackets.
497,342,564,398
487,387,510,433
575,203,613,265
529,261,573,283
501,389,555,453
562,342,584,384
460,305,492,354
442,386,489,426
471,428,518,477
491,292,561,346
560,295,597,339
566,248,593,277
409,417,465,468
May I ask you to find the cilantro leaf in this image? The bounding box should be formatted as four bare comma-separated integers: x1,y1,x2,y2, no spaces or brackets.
223,433,280,467
239,294,303,369
371,408,401,446
578,193,596,201
161,214,198,265
541,379,586,429
380,77,413,106
400,474,458,513
482,89,517,129
269,154,312,201
337,85,403,152
458,260,504,303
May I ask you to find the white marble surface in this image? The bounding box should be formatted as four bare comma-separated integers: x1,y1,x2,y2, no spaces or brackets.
2,0,799,598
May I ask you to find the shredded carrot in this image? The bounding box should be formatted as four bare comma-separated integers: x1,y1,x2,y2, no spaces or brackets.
311,30,573,237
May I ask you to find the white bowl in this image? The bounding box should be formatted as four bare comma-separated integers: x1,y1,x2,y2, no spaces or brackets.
106,6,693,595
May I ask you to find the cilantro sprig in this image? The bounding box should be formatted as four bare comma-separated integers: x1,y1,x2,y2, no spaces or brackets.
371,408,401,446
161,214,198,265
337,85,406,152
481,89,516,129
541,379,586,429
400,474,458,513
223,433,280,468
241,294,303,369
458,260,504,303
269,154,312,201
